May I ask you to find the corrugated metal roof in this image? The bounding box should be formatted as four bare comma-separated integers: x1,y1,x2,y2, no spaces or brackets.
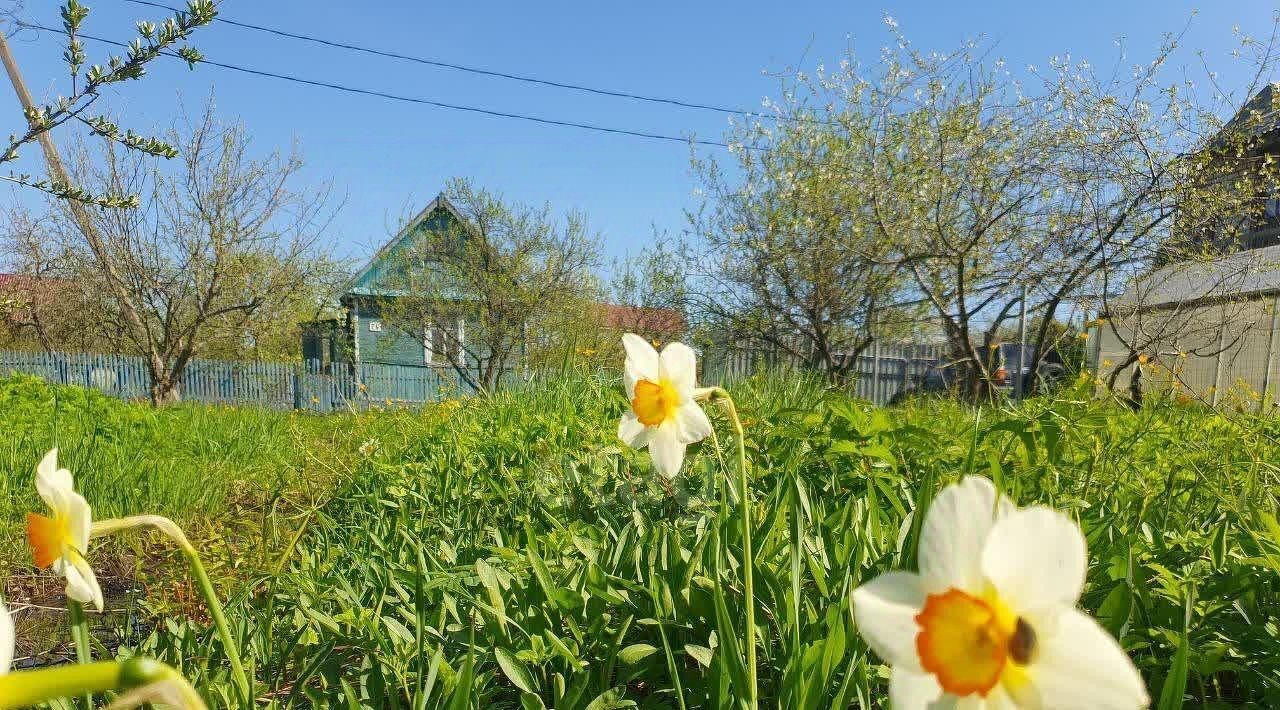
1112,244,1280,309
1217,82,1280,142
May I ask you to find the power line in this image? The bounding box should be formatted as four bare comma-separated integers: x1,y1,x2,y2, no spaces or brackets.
18,21,736,149
125,0,781,123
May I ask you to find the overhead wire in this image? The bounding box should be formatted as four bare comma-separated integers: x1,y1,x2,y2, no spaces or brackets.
123,0,785,123
17,20,738,149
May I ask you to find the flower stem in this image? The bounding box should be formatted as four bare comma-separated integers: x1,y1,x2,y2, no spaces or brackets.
0,660,118,709
0,657,204,710
648,567,688,710
711,387,757,709
67,599,94,708
92,515,251,704
182,545,251,704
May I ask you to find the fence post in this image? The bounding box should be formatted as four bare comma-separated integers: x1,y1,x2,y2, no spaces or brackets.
1263,294,1280,413
871,341,882,404
1211,305,1227,407
1015,283,1028,403
900,350,908,398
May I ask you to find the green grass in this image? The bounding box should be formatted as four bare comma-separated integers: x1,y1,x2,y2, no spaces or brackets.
0,374,420,600
5,372,1280,707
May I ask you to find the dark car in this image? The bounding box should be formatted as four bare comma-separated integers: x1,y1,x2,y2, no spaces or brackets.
893,344,1066,403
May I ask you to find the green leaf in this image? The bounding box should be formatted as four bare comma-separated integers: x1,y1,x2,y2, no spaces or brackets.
583,688,636,710
382,615,415,645
1157,599,1191,710
618,643,659,665
684,644,714,668
1096,583,1133,638
496,647,538,694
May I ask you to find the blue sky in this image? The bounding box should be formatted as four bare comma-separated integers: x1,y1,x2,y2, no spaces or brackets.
3,0,1277,271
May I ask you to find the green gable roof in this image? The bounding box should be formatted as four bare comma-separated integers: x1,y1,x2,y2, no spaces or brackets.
345,194,467,298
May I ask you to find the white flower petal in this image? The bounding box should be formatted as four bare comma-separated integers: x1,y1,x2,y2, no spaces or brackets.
0,596,13,674
919,476,1014,594
622,333,660,397
982,507,1087,613
673,401,712,444
890,667,953,709
618,411,652,449
1014,607,1148,710
35,448,74,510
852,571,925,670
658,341,698,394
63,490,93,554
648,423,686,478
65,554,104,612
979,686,1018,709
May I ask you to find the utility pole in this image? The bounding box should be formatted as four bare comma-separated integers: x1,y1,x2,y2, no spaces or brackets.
0,28,150,364
1015,283,1028,403
0,30,81,215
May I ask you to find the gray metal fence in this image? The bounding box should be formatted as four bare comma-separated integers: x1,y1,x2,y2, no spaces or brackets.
0,350,486,412
702,342,948,405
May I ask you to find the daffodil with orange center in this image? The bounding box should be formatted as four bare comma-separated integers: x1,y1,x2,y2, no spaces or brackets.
26,448,103,612
852,476,1148,709
617,333,713,478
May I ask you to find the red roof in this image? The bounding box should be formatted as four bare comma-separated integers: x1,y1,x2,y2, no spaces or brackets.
0,274,72,309
0,273,71,291
598,303,685,336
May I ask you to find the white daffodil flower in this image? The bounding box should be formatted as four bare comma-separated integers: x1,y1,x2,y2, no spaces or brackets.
0,596,13,674
852,476,1148,709
26,449,104,612
617,333,713,478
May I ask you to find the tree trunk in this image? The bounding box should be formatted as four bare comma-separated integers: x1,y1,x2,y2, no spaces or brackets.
1126,362,1143,410
149,373,182,406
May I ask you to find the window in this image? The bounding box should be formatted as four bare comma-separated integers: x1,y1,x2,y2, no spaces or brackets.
436,328,450,364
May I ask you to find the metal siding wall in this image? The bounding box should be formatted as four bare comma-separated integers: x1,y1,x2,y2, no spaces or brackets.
1216,300,1270,404
1100,297,1280,406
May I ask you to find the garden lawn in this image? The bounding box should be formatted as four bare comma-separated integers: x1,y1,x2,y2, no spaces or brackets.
5,371,1280,707
0,374,427,612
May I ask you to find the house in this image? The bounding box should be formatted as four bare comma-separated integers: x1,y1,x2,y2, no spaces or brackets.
301,194,684,382
597,303,685,344
0,273,77,350
1094,84,1280,406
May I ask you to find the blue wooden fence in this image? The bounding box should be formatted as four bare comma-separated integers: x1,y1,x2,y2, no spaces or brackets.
0,350,487,412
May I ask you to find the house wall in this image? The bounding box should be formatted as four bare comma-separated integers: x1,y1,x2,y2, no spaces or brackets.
353,301,429,367
349,300,482,369
1095,296,1280,407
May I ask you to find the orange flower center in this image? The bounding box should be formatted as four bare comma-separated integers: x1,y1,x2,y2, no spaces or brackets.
632,378,681,427
27,512,71,568
915,588,1019,697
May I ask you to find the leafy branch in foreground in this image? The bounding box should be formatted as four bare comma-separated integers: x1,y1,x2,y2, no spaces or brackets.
0,0,217,205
